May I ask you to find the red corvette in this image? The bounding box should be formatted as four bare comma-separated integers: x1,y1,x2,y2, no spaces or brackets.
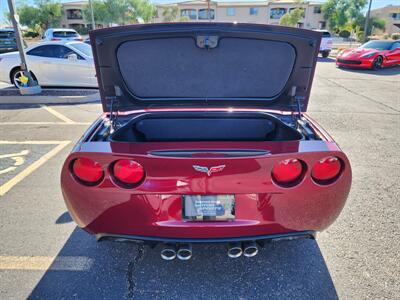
336,40,400,70
61,23,352,260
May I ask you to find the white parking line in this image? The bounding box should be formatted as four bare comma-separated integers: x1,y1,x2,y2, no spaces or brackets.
0,256,93,271
0,122,91,125
0,141,71,196
41,105,76,124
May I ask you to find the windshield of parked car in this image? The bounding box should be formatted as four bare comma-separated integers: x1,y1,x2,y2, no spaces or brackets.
321,31,331,37
69,42,93,57
360,41,392,50
53,31,79,38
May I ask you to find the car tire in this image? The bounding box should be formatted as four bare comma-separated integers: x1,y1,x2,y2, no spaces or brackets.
372,56,383,70
10,68,37,88
322,51,330,58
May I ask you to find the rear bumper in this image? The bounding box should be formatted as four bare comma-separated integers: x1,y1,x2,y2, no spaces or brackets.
96,230,316,244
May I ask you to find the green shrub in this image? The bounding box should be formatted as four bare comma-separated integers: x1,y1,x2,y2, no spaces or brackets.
75,27,89,35
339,30,351,38
383,34,389,39
23,31,40,38
391,33,400,40
356,31,365,42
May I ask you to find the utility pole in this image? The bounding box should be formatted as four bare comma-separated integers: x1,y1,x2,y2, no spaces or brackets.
363,0,373,42
7,0,41,94
88,0,95,30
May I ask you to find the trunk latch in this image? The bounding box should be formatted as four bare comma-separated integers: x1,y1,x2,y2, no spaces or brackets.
196,36,218,49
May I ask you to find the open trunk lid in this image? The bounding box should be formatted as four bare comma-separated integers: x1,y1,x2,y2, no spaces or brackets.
90,23,321,113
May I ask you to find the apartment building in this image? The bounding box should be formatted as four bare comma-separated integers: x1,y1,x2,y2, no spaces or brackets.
155,0,327,30
371,5,400,35
60,1,105,30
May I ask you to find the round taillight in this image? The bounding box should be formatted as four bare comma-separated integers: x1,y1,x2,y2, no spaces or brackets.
112,159,145,187
72,158,103,185
272,158,304,186
312,156,342,184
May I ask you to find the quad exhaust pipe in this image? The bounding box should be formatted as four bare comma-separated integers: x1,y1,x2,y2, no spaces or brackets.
161,241,258,260
227,242,243,258
161,243,193,261
227,241,258,258
160,244,177,260
242,241,258,258
177,244,192,260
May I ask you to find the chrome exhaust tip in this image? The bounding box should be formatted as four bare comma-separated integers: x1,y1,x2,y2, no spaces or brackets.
227,242,243,258
161,244,177,261
177,244,192,260
243,241,258,258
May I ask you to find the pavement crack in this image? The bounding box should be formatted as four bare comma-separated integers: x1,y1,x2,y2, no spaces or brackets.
125,244,145,299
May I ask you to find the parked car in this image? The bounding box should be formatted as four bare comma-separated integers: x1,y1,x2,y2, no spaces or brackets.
336,40,400,70
0,41,97,87
315,30,333,58
61,23,352,261
42,28,83,42
0,29,27,53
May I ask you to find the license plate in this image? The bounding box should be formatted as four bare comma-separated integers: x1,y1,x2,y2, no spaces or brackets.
182,195,235,221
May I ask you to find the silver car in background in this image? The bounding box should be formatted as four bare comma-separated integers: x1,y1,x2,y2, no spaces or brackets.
42,28,83,42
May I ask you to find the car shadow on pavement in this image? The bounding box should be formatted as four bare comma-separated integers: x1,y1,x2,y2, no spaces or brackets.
337,65,400,76
317,57,335,63
28,227,338,300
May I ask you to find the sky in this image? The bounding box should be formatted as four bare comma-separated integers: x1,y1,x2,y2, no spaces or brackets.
0,0,398,25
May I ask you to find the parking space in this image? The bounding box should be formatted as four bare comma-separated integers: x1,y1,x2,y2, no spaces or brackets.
0,61,399,299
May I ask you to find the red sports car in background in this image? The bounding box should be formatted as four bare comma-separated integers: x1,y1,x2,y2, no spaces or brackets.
336,40,400,70
61,23,352,261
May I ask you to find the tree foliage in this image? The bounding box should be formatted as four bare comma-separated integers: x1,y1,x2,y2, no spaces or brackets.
322,0,367,32
279,8,304,27
18,0,62,32
162,7,178,22
82,0,156,25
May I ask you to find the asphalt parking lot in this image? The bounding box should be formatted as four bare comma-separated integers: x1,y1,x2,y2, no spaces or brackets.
0,59,399,299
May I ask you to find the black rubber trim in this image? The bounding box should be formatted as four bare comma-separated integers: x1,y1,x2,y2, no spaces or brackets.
96,230,316,244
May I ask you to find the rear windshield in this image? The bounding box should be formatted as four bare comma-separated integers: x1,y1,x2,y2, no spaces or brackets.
0,31,14,38
53,31,78,38
321,31,331,37
361,40,392,50
117,37,295,99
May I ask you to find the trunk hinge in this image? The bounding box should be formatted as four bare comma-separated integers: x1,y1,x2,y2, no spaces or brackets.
106,86,122,132
290,86,305,121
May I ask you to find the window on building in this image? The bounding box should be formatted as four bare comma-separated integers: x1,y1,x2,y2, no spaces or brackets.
249,7,258,15
270,8,287,19
391,13,400,20
297,22,304,28
226,7,235,16
319,21,327,30
181,9,197,20
66,9,83,20
198,9,215,20
313,6,322,14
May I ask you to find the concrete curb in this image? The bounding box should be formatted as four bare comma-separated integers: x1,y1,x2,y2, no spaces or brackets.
0,92,100,105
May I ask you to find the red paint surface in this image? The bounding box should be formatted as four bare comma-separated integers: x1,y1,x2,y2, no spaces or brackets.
61,111,352,239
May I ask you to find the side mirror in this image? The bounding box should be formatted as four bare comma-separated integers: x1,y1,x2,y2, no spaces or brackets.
67,53,78,61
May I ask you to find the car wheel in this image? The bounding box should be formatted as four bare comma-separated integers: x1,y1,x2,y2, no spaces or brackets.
322,51,330,58
10,68,37,88
372,56,383,70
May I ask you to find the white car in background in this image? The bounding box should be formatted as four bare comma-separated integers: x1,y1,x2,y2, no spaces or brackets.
315,30,333,58
42,28,83,42
0,41,97,88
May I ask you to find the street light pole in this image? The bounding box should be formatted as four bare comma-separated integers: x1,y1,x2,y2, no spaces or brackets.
89,0,95,30
7,0,41,94
363,0,373,42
